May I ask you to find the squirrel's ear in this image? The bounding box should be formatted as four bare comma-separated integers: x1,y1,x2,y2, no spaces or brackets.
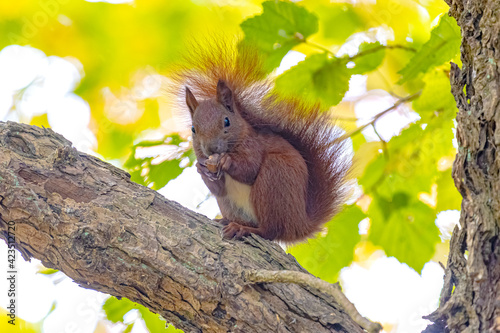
185,87,198,117
216,80,234,113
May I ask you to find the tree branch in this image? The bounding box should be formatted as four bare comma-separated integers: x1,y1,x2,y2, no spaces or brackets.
0,121,379,333
244,270,383,333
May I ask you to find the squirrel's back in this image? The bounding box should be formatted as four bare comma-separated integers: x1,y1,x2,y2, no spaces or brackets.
173,40,351,238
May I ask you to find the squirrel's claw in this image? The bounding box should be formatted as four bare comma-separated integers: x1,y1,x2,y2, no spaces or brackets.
196,162,219,181
223,222,250,239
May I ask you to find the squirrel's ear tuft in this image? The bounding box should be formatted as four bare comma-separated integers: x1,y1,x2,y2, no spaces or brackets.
185,87,198,117
216,80,233,113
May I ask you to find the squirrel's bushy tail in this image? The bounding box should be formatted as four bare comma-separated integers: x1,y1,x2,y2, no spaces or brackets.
260,98,351,232
171,39,270,102
173,40,351,235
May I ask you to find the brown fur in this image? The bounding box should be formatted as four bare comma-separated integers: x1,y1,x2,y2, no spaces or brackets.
173,41,350,243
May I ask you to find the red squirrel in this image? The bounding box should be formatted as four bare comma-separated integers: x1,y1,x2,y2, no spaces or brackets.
174,43,350,242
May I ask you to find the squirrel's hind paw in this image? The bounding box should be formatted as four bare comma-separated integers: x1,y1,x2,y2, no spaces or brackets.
223,222,251,240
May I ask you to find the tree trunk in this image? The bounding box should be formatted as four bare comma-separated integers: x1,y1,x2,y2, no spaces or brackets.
0,121,371,333
424,1,500,332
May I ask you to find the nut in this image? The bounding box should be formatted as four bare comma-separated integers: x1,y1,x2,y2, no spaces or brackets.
205,155,219,173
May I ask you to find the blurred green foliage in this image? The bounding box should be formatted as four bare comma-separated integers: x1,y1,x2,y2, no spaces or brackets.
241,0,319,71
104,296,181,333
1,0,461,332
125,133,195,190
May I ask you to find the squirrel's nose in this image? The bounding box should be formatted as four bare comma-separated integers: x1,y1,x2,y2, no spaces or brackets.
206,140,225,155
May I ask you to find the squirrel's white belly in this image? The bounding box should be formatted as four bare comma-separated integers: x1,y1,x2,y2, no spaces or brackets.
224,175,257,223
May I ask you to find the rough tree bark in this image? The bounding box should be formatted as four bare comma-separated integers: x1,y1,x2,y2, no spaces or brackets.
0,121,372,333
424,0,500,332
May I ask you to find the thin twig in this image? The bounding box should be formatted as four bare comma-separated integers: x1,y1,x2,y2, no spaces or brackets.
387,44,417,52
372,124,389,159
304,40,335,56
244,270,383,333
335,116,361,122
195,192,213,209
338,91,421,141
304,41,416,60
349,44,416,62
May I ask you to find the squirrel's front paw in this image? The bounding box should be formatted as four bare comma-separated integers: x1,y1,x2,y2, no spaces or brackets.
196,162,219,181
218,153,232,172
223,222,250,239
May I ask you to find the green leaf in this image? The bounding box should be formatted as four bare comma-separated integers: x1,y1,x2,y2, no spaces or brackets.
375,118,455,197
360,110,456,198
138,305,181,333
275,53,351,106
399,15,460,83
368,197,440,273
103,297,136,323
125,134,193,190
350,42,386,74
313,58,351,106
37,268,59,275
288,205,364,282
241,0,318,71
352,141,383,179
321,4,363,44
361,115,456,272
359,154,385,191
124,323,135,333
148,159,184,190
276,53,328,94
351,127,368,151
103,297,182,332
413,69,456,117
436,170,462,211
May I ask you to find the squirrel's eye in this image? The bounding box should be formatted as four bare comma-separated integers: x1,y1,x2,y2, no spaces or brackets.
191,126,196,134
224,117,230,127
